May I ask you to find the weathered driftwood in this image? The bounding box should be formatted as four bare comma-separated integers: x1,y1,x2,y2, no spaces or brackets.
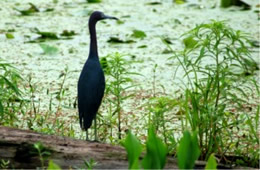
0,126,179,169
1,126,254,169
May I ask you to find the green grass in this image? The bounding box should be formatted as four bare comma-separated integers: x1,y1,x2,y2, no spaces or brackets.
0,58,25,126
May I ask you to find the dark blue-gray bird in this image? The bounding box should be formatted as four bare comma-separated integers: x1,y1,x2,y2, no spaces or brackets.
78,11,118,141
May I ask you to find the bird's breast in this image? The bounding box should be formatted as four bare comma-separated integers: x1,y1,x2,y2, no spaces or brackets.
78,59,105,90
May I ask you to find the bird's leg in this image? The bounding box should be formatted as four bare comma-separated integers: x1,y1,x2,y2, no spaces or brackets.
86,130,89,141
94,116,98,141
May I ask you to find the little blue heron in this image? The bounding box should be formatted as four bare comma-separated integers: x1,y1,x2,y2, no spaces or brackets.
78,11,118,141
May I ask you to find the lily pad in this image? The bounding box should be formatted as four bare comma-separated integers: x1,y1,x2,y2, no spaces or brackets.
131,30,146,39
87,0,102,3
174,0,187,5
5,33,14,39
44,8,55,12
31,28,59,41
220,0,251,10
15,3,39,16
146,2,162,5
39,44,58,55
107,37,135,44
138,45,147,48
7,29,15,32
60,30,77,37
116,20,125,25
37,32,58,39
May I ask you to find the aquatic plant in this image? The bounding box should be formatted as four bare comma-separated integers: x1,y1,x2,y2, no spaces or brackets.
169,20,259,165
48,160,61,170
122,126,167,169
33,142,52,168
0,159,10,169
146,96,178,145
0,58,25,126
177,131,200,169
101,53,138,139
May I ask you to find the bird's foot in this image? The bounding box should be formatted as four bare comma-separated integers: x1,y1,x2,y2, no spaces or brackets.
93,139,100,143
85,139,100,143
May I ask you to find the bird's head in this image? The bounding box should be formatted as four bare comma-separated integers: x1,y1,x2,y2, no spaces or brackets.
90,11,118,22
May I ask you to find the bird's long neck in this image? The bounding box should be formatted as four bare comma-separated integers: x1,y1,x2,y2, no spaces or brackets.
89,19,98,58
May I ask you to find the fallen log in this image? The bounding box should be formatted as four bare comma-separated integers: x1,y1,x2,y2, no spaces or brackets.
0,126,178,169
0,126,254,169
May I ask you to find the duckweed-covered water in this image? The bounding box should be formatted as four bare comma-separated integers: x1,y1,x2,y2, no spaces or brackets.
0,0,259,140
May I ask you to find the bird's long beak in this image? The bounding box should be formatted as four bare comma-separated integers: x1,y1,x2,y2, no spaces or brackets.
104,15,118,20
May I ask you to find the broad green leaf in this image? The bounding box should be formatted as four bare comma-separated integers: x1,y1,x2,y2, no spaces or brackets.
121,131,142,169
48,160,61,170
183,36,198,49
142,126,167,169
177,131,200,169
205,154,217,170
